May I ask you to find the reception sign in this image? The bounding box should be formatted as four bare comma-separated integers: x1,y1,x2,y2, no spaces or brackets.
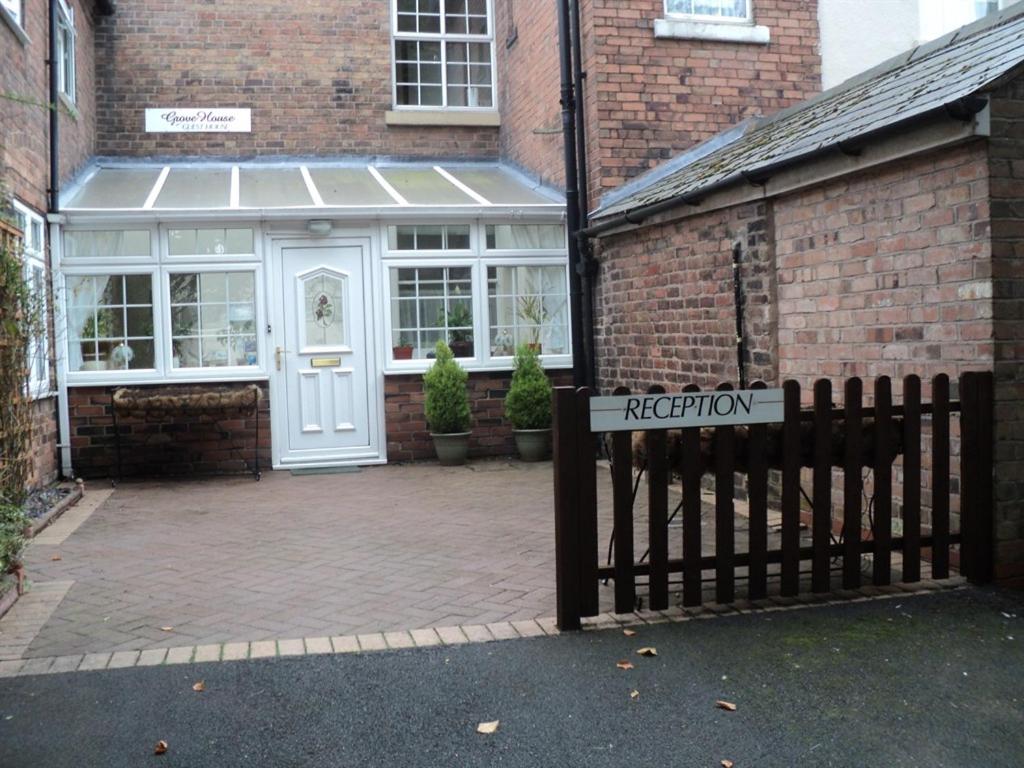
589,388,785,432
145,108,251,133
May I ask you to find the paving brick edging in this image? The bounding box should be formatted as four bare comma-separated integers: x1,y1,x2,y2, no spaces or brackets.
0,578,967,678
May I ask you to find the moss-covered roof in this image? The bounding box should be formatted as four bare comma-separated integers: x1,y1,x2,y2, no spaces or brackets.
592,3,1024,222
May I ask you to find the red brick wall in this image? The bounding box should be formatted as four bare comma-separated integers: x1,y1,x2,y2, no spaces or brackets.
93,1,498,159
1,0,98,211
593,201,776,393
68,383,270,479
987,78,1024,585
385,369,572,461
495,0,565,189
585,0,820,206
774,142,993,388
27,396,59,489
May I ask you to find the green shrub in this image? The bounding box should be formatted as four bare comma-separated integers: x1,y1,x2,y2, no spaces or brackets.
423,340,471,434
505,345,552,430
0,502,28,573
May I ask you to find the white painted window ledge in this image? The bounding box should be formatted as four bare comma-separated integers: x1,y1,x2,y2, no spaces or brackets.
385,110,501,128
654,18,770,44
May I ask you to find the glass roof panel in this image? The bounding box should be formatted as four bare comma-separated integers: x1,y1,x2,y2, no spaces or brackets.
155,168,232,209
377,167,476,206
308,167,396,206
446,167,560,205
65,168,164,209
239,168,312,208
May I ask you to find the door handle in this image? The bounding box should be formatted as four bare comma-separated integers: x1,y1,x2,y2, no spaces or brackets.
275,346,290,371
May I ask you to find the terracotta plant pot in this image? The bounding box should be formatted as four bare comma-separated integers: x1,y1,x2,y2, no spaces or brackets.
449,340,474,358
431,432,471,466
513,428,551,462
393,345,414,360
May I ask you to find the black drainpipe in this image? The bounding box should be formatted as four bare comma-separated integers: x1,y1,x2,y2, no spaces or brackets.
732,241,746,389
48,0,59,213
569,0,596,389
557,0,586,388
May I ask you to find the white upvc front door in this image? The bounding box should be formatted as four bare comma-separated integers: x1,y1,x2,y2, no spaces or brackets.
270,236,382,467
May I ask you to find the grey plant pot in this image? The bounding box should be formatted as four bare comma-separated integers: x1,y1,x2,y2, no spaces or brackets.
513,428,551,462
431,432,471,466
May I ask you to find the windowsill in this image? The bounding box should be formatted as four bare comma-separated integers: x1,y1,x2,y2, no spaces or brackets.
67,372,271,387
0,6,29,45
59,92,78,120
653,18,770,44
384,357,572,376
385,110,501,128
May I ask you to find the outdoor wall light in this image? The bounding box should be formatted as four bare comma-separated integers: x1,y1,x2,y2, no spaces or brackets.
307,219,332,236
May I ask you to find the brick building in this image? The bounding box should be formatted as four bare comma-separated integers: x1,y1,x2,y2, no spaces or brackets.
583,7,1024,584
2,0,824,482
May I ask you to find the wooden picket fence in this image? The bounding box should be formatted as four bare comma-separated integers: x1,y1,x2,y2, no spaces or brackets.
553,372,994,631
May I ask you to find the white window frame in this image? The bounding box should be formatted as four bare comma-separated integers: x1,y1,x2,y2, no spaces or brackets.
56,0,75,103
61,223,268,385
12,201,51,398
664,0,752,24
163,265,265,379
61,268,162,381
390,0,498,112
380,220,570,373
482,258,572,362
1,0,23,30
384,258,479,369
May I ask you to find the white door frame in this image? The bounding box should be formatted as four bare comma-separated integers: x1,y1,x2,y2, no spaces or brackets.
267,230,387,469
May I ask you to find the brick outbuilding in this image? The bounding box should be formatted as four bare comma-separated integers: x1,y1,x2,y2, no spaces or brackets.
584,8,1024,585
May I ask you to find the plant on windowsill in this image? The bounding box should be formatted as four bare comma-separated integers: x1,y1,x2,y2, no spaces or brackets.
504,344,553,462
423,340,472,466
516,295,547,354
440,303,474,358
392,334,414,361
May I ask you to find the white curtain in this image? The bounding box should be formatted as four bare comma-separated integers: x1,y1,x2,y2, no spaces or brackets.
65,275,112,371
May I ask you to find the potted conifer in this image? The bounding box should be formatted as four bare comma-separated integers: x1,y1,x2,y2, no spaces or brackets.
504,344,553,461
423,340,472,466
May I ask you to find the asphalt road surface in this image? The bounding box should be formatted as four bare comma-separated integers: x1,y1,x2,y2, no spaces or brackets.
1,587,1022,767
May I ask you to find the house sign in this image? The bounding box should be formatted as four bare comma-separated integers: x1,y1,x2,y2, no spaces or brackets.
144,108,251,133
590,389,785,432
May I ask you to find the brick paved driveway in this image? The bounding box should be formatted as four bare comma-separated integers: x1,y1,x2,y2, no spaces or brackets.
20,462,561,658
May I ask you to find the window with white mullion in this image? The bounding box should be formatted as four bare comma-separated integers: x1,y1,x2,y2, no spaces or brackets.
12,201,50,396
393,0,494,109
169,271,258,369
1,0,23,27
665,0,751,22
389,265,475,360
56,0,75,102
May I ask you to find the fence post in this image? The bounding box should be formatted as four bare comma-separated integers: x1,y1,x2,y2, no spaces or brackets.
576,388,600,616
780,380,801,596
553,386,582,630
960,372,995,584
646,384,670,611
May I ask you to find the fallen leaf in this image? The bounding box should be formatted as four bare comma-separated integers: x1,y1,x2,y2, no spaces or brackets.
630,689,640,700
636,647,658,657
721,760,735,768
160,626,173,632
192,681,205,692
51,554,62,561
715,700,737,712
622,629,637,637
616,660,634,670
154,740,168,755
476,720,499,735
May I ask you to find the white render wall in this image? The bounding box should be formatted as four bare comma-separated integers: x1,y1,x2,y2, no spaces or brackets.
819,0,1004,91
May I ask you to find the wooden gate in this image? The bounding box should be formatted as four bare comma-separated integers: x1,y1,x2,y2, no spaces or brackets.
553,372,994,631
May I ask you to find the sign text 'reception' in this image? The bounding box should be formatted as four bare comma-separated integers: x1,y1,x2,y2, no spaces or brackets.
589,389,785,432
